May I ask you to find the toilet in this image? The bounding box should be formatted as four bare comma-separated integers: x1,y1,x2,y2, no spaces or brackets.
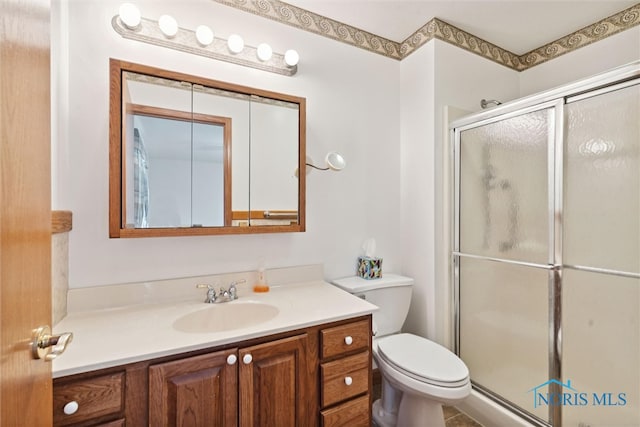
332,274,471,427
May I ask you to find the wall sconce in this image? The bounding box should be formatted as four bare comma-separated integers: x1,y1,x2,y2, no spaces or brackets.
306,152,347,172
112,3,299,76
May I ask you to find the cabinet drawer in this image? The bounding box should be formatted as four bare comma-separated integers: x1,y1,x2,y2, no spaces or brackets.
321,352,369,407
53,372,124,426
321,394,370,427
321,319,370,359
96,419,125,427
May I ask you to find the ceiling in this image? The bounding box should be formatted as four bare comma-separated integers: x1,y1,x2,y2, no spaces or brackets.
284,0,638,55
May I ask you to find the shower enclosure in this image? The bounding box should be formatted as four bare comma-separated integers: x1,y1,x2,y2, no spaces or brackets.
451,62,640,427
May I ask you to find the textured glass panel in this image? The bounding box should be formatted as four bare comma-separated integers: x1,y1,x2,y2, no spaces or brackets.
564,83,640,274
459,109,551,264
459,257,549,422
562,269,640,427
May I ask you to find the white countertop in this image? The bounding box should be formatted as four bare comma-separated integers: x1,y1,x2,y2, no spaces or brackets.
53,280,377,378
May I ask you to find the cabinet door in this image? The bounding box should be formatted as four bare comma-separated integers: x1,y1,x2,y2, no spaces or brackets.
149,348,238,426
239,334,311,427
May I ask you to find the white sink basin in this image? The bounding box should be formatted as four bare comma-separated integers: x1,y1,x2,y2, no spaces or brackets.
173,301,279,333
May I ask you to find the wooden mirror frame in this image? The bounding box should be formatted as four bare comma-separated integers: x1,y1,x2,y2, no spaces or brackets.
109,59,306,237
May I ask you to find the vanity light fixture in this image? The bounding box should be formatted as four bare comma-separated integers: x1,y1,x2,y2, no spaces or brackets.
256,43,273,61
112,5,299,76
306,151,346,172
118,3,141,29
227,34,244,54
158,14,178,38
195,25,214,46
284,49,300,67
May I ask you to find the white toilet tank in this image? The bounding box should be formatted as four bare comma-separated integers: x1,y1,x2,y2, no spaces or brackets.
332,274,414,337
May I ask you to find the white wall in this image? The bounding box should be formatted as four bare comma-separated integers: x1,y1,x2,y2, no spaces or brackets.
399,40,520,343
399,42,436,340
54,0,402,288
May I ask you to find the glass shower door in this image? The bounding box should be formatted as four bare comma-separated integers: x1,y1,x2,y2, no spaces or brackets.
455,105,558,424
454,68,640,427
562,82,640,427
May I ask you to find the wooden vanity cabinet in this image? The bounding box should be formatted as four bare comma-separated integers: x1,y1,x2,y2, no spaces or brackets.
239,333,310,426
149,348,238,426
149,334,310,427
53,316,371,427
319,319,372,427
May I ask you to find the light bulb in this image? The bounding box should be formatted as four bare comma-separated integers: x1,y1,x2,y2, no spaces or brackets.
256,43,273,61
158,15,178,38
227,34,244,53
284,49,299,67
195,25,214,46
118,3,141,29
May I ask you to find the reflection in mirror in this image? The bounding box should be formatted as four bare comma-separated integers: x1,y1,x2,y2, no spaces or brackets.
109,59,306,237
128,107,231,227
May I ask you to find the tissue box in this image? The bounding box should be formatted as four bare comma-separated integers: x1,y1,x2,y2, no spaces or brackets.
357,256,382,279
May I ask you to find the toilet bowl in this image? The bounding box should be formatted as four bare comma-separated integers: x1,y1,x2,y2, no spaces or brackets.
372,333,470,427
331,274,471,427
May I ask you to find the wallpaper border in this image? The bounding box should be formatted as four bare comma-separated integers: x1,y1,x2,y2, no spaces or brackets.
214,0,640,71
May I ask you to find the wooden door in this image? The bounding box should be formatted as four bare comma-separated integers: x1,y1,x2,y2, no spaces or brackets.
149,349,238,426
0,0,53,425
239,334,311,427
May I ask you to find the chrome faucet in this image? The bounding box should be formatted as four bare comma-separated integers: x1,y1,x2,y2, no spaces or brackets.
196,279,246,303
196,284,218,303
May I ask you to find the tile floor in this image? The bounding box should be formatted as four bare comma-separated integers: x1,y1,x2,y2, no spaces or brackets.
443,406,484,427
372,371,484,427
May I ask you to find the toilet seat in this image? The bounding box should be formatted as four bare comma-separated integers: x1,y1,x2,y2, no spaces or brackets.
376,333,469,388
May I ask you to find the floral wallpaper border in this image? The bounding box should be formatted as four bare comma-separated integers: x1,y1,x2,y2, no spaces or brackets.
214,0,640,71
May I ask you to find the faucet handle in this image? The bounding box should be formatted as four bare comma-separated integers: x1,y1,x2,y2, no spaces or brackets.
228,284,238,300
229,279,246,287
196,284,217,303
228,279,245,300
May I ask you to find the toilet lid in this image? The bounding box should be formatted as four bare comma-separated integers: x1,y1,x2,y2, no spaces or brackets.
377,333,469,388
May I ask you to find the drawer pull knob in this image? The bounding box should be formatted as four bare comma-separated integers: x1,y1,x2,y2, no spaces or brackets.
344,376,353,386
227,354,237,365
63,401,79,415
243,354,253,364
344,336,353,345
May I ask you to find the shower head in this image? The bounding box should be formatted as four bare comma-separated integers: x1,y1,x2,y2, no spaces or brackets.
480,99,502,109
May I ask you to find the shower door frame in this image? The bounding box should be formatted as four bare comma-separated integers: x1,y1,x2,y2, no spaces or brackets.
450,61,640,427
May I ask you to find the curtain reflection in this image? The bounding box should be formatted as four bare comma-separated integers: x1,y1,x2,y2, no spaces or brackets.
133,128,149,228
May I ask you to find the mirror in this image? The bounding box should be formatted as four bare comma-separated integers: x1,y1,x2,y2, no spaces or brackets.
109,59,306,237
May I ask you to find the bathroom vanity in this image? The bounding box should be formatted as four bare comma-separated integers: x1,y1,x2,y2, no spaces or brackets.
52,274,376,426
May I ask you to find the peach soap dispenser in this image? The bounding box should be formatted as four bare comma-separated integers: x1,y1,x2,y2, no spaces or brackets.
253,265,269,293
